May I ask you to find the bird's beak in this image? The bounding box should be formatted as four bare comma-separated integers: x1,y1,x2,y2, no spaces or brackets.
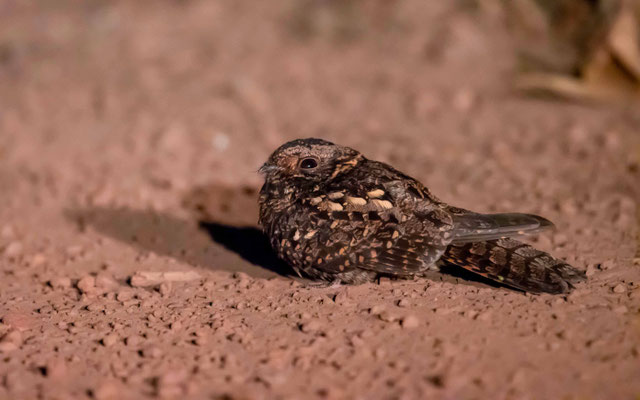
258,162,280,175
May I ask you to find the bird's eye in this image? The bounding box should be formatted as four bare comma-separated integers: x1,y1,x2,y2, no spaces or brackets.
299,157,318,170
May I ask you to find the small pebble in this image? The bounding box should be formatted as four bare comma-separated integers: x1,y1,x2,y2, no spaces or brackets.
401,315,420,329
601,260,615,270
369,305,385,315
373,347,386,360
125,336,142,347
1,311,36,331
612,284,626,294
299,320,321,333
102,334,118,347
397,299,410,308
333,290,350,305
95,274,119,291
65,245,84,257
116,289,135,302
141,346,162,358
159,282,172,296
300,312,312,320
379,311,399,322
1,225,15,239
452,88,476,112
3,241,23,258
158,368,188,386
93,381,120,400
31,253,47,266
1,330,22,345
50,277,72,290
612,305,628,314
77,276,96,294
0,342,18,352
44,359,67,379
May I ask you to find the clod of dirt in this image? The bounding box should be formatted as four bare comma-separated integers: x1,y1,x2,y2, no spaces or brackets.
95,273,119,291
1,312,36,332
397,298,410,307
50,277,72,290
401,315,420,329
101,334,119,347
378,311,400,322
2,241,23,258
612,283,627,293
299,320,322,333
77,276,96,294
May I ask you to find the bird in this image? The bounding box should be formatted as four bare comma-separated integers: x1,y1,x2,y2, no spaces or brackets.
258,138,585,294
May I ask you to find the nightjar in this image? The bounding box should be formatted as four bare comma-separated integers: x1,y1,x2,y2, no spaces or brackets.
258,138,585,294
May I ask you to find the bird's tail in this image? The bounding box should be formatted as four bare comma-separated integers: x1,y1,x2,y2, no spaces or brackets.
441,238,586,294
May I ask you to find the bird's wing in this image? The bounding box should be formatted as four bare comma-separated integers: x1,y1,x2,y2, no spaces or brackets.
295,159,455,276
300,169,454,276
306,206,454,277
447,208,554,243
353,207,453,275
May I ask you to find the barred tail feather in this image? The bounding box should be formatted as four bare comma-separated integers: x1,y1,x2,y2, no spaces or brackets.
441,238,586,294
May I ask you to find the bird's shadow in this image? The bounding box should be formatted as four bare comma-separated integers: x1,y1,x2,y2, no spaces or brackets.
197,221,294,277
66,182,506,290
66,208,294,279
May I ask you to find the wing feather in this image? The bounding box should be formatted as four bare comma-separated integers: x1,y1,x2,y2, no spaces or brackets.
450,212,554,243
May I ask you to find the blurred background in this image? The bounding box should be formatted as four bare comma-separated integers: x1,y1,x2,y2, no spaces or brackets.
1,0,639,209
1,0,639,255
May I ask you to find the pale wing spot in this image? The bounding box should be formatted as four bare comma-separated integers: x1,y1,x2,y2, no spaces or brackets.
371,199,393,210
338,247,346,255
330,220,339,229
391,230,399,239
327,202,344,211
328,192,344,200
317,258,323,264
344,158,359,166
370,249,377,257
367,189,385,198
358,255,365,263
386,241,393,248
293,230,301,241
304,230,317,239
346,196,367,206
310,197,323,205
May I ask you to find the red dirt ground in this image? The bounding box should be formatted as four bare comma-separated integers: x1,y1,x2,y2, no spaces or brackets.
1,1,639,399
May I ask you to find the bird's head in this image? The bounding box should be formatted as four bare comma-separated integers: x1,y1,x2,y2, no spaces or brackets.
259,138,362,188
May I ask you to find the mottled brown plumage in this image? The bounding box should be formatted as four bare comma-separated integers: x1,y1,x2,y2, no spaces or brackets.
258,138,585,294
